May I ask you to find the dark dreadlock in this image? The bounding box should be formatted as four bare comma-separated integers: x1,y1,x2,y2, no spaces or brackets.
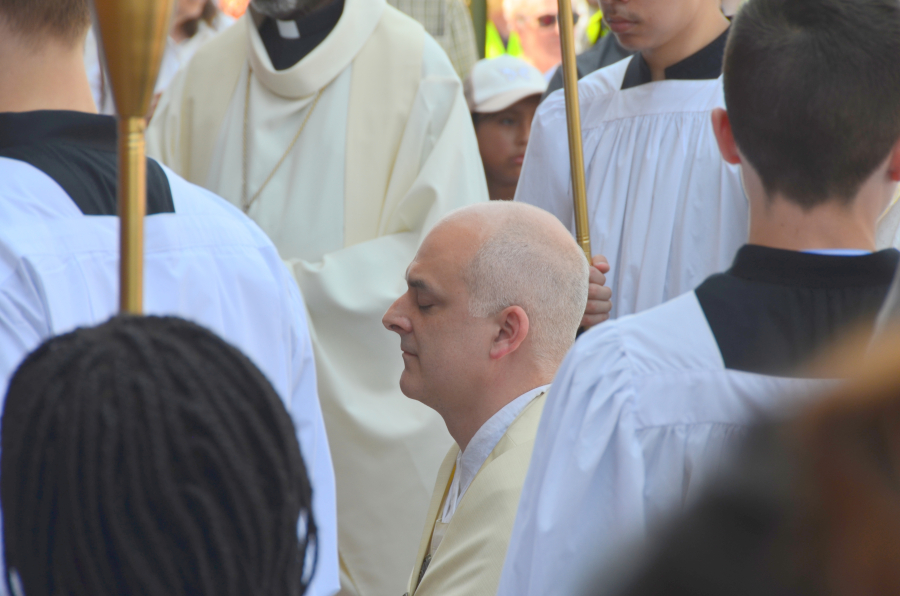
1,315,317,596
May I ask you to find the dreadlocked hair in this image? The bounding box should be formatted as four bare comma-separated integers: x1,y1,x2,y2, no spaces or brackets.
1,315,317,596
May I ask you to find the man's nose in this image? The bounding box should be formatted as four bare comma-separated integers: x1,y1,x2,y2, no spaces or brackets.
383,297,412,334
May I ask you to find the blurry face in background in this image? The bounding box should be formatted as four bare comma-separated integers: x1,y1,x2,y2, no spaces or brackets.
600,0,709,53
475,95,541,200
509,0,564,73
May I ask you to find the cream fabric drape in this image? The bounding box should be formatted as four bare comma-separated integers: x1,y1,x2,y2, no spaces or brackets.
407,394,546,596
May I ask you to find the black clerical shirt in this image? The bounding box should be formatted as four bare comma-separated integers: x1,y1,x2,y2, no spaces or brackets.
695,245,900,377
257,0,345,71
621,27,730,90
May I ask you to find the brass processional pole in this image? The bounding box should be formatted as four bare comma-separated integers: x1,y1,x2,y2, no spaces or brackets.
556,0,592,262
92,0,175,313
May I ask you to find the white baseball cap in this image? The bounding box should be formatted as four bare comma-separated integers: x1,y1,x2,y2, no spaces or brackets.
464,56,548,114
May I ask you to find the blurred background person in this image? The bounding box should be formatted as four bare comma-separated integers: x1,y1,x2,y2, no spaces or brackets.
502,0,573,75
388,0,479,78
465,56,546,201
2,316,318,596
84,0,234,115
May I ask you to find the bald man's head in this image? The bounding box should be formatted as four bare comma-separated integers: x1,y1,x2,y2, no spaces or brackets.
438,202,589,368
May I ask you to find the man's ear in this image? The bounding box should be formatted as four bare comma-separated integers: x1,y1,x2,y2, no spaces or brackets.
490,306,530,361
887,136,900,183
711,108,741,165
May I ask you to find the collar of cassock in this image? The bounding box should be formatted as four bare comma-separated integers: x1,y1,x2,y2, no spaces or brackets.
245,0,384,99
0,110,116,152
729,244,900,289
621,26,730,90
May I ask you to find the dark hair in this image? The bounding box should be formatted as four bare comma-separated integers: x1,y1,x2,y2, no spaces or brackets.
1,316,316,596
180,0,219,40
0,0,90,45
724,0,900,208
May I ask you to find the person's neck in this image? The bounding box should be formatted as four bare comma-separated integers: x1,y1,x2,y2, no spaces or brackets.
748,194,882,253
443,369,552,452
0,31,97,114
643,9,729,81
487,177,518,201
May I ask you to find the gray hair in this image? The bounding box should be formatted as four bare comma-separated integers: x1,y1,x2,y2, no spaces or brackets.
458,204,589,370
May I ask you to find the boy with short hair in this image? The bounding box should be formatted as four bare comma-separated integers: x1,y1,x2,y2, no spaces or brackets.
466,56,547,201
499,0,900,594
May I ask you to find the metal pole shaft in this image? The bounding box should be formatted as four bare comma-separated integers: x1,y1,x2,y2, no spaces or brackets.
118,117,146,314
557,0,592,262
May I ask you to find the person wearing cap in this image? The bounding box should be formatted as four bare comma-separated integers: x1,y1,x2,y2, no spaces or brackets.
466,56,547,202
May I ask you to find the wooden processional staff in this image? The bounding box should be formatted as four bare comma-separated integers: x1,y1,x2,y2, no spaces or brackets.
556,0,592,262
92,0,175,314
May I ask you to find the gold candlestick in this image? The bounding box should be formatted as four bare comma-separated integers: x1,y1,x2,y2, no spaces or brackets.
91,0,175,313
556,0,592,262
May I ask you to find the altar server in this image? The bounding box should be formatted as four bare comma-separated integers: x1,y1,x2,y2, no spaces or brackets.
146,0,487,591
382,202,588,596
498,1,900,594
517,0,745,319
0,3,338,595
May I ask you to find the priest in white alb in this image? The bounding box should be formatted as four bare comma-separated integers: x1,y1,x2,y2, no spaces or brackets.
516,0,747,318
146,0,488,593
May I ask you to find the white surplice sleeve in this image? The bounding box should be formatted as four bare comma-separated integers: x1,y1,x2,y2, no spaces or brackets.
496,322,646,596
281,271,340,596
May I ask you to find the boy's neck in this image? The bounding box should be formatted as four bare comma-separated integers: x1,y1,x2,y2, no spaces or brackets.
748,184,892,253
643,9,730,81
749,199,878,253
0,28,97,114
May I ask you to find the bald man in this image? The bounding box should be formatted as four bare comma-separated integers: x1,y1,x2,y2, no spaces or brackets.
382,202,589,596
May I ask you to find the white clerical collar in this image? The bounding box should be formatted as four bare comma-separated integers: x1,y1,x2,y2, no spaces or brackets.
440,384,550,522
245,0,385,99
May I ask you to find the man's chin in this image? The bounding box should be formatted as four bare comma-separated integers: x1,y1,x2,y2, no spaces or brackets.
398,374,421,401
612,31,647,52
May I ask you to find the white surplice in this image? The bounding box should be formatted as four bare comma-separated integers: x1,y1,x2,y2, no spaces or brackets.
147,1,488,593
496,292,829,596
515,57,748,319
0,138,336,596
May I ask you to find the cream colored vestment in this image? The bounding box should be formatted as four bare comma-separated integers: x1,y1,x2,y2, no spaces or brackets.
146,1,489,594
406,393,547,596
